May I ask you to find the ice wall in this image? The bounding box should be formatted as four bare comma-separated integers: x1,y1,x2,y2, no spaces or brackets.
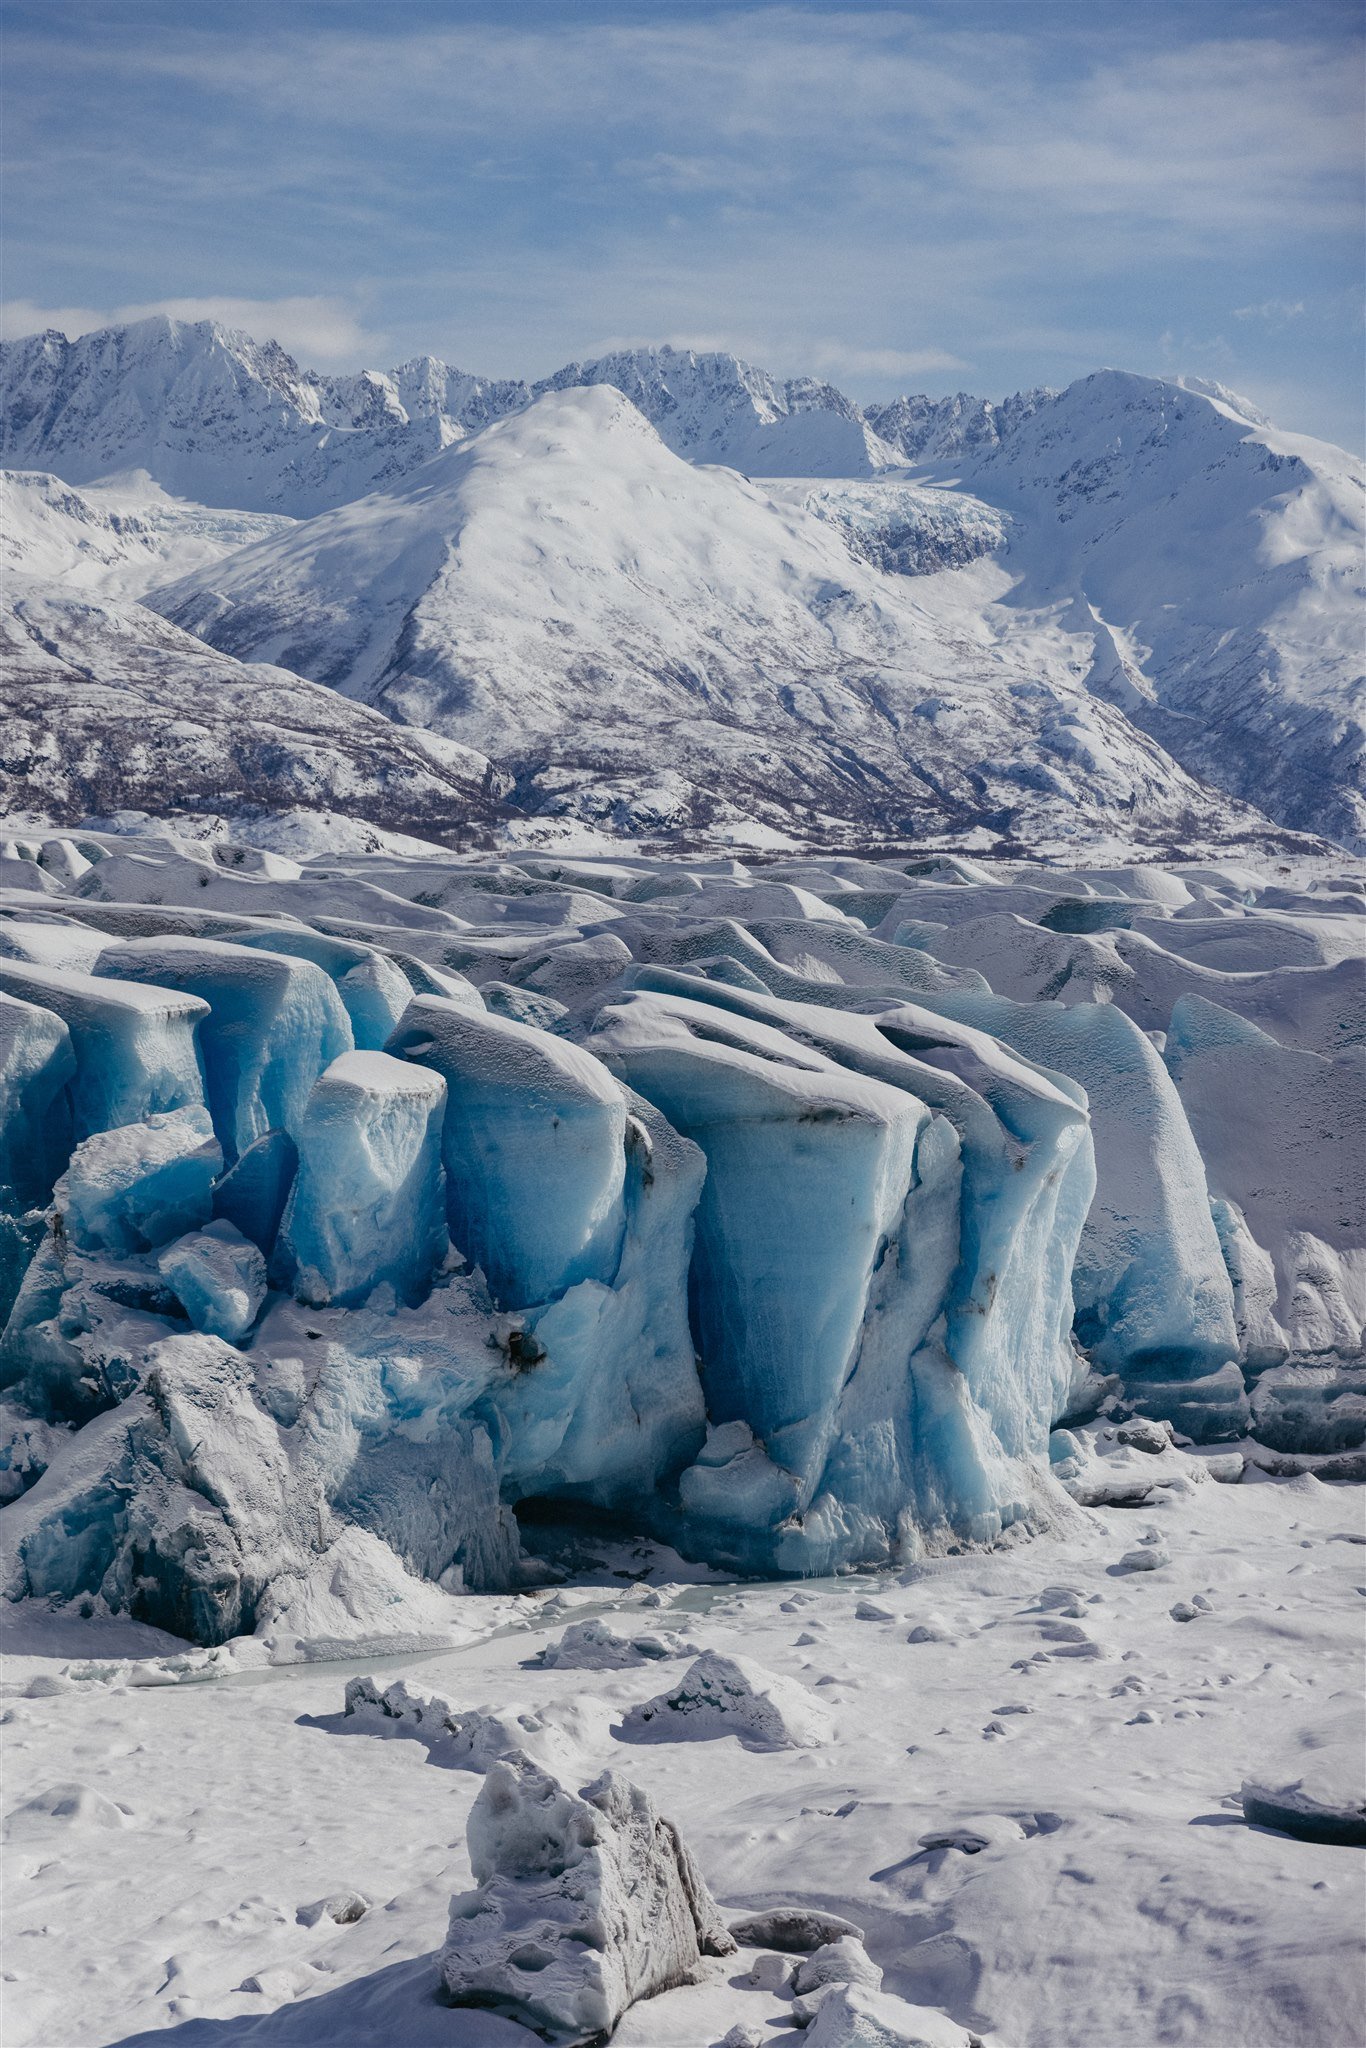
386,995,627,1309
279,1049,449,1307
93,936,351,1160
913,990,1240,1390
2,834,1355,1643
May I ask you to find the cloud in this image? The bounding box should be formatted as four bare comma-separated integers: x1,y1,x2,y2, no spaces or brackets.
0,294,385,364
810,344,969,381
2,5,1360,439
1234,299,1308,324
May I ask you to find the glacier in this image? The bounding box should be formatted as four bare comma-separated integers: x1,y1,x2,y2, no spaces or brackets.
0,826,1358,1648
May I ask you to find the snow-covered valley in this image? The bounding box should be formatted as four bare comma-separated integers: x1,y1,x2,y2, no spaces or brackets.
0,824,1361,2046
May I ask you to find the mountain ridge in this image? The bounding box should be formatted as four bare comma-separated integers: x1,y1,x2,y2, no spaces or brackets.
2,318,1361,854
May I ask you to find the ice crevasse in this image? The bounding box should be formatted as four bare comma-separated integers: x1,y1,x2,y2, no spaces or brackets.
0,838,1355,1642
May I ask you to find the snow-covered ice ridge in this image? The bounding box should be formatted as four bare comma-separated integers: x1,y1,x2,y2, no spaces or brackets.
1,824,1361,1646
3,318,1362,851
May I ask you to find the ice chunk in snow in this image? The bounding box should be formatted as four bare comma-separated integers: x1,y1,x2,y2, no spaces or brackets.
1241,1773,1366,1845
158,1219,266,1341
439,1752,735,2039
278,1050,448,1307
535,1616,698,1669
296,1888,369,1928
0,958,207,1140
616,1649,831,1750
729,1906,866,1952
1241,1717,1366,1844
803,1983,976,2047
54,1107,221,1253
94,935,352,1161
211,1126,297,1254
793,1936,883,1998
342,1673,599,1777
387,994,626,1308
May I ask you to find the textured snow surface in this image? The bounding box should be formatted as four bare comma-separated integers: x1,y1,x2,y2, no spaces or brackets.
2,1477,1363,2047
3,320,1361,852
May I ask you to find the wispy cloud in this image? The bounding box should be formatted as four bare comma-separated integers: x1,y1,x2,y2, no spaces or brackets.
0,294,385,363
1,3,1361,442
1234,299,1308,325
811,344,969,381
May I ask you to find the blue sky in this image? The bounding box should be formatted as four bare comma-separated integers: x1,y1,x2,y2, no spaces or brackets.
3,0,1362,445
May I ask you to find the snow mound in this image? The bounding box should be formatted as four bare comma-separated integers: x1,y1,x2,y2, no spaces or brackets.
1241,1720,1366,1844
729,1906,866,1952
616,1650,832,1751
534,1616,699,1670
803,1982,978,2047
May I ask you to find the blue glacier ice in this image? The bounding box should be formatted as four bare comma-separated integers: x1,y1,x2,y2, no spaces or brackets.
386,996,627,1309
229,925,413,1050
0,1107,225,1420
592,972,1093,1567
53,1106,222,1255
158,1219,267,1342
93,936,352,1160
489,1087,707,1510
211,1127,298,1254
592,989,927,1493
0,991,75,1208
278,1050,449,1308
909,988,1239,1384
0,958,207,1140
3,838,1353,1642
0,992,76,1323
1165,994,1366,1361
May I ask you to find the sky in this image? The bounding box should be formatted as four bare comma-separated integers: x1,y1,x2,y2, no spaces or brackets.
2,0,1362,447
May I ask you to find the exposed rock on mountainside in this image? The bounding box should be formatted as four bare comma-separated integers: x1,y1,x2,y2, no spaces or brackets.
2,319,1362,851
150,386,1286,852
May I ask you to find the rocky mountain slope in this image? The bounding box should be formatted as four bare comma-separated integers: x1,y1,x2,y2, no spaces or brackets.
0,472,499,836
2,318,1361,852
151,385,1276,851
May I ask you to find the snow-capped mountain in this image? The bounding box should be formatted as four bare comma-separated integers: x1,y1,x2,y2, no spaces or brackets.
0,320,529,517
865,385,1053,462
0,320,907,513
3,316,1361,851
151,384,1279,850
1,470,498,834
530,345,899,476
943,371,1366,848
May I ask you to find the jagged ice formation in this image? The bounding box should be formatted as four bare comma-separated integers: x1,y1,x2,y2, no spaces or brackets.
0,829,1360,1643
